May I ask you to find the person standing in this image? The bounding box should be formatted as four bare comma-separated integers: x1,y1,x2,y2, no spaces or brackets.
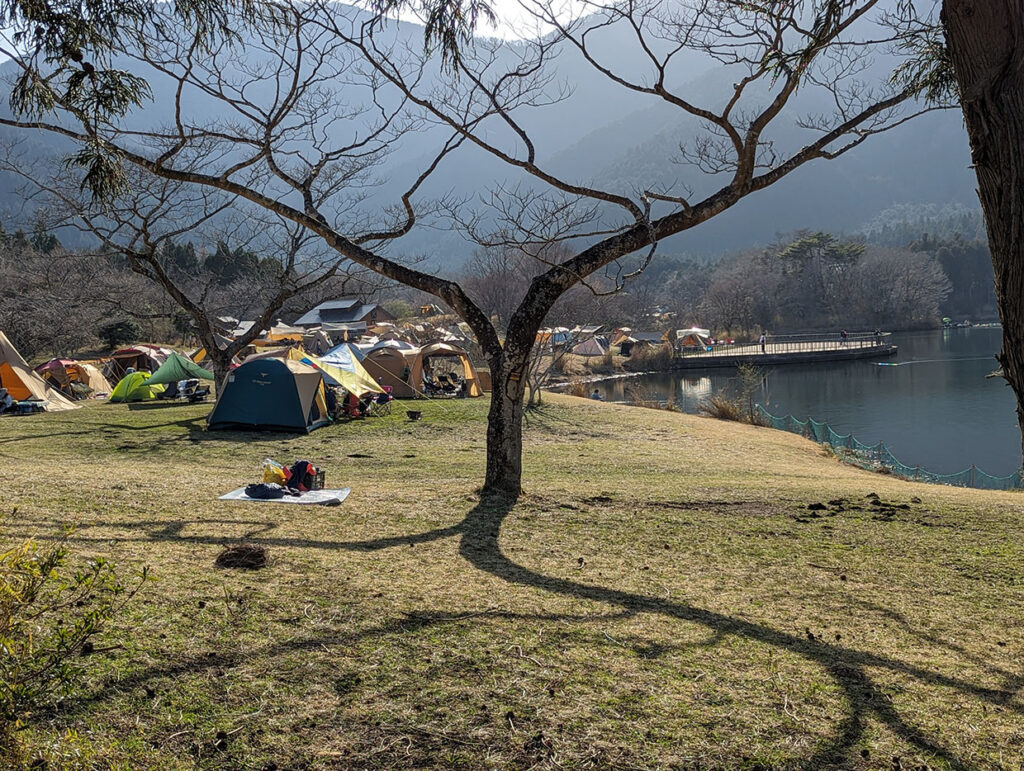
759,332,766,354
840,329,848,346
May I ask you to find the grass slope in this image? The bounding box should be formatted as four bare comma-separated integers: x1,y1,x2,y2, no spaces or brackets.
0,396,1022,769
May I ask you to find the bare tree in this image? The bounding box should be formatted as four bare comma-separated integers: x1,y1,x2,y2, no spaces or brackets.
2,160,380,386
0,0,944,494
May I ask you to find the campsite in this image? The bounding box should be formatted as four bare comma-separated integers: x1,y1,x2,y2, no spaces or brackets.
1,0,1024,765
1,379,1023,766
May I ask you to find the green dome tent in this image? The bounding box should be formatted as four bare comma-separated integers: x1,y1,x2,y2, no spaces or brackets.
146,351,215,386
109,371,166,403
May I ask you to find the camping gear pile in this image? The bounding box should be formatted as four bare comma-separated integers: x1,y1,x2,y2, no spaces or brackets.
261,458,324,491
219,457,349,507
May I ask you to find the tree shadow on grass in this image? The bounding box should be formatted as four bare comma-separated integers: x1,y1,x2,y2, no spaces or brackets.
452,494,1018,768
18,494,1024,767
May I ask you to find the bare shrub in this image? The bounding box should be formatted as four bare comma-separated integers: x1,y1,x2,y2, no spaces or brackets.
567,378,587,398
554,355,586,377
625,384,661,409
0,535,146,759
623,343,674,372
699,394,744,422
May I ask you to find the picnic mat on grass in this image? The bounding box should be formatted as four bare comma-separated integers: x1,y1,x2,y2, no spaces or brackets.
219,487,351,506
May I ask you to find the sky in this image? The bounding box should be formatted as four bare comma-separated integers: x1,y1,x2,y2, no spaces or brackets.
379,0,578,40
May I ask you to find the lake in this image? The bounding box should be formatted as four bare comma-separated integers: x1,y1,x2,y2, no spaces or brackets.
597,327,1022,477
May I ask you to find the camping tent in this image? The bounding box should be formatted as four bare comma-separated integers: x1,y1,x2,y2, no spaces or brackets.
362,346,418,398
104,344,173,381
675,327,712,351
407,342,483,397
208,358,329,432
319,343,384,395
250,322,305,347
571,337,609,357
147,351,216,386
248,345,382,396
35,358,113,399
188,333,239,367
0,332,79,411
109,371,166,402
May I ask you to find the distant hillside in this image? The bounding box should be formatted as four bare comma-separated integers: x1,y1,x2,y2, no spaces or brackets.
0,5,976,262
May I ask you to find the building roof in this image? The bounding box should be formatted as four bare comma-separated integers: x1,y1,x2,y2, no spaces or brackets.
294,299,382,327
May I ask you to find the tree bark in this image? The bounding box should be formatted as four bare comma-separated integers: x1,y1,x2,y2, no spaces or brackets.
485,351,528,495
943,1,1024,470
208,353,233,398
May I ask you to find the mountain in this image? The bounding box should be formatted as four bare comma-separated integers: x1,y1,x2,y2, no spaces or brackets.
0,5,976,263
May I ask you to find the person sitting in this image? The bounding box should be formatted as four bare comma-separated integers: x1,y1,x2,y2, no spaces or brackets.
358,393,375,416
0,388,12,415
325,385,340,419
591,389,603,401
344,390,364,419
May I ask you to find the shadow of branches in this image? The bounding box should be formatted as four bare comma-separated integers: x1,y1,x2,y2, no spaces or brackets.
14,493,1022,767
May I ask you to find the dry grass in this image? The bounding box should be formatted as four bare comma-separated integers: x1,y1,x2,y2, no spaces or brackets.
0,396,1023,768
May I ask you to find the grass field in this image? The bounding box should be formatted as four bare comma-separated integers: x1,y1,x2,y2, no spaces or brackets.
0,395,1022,769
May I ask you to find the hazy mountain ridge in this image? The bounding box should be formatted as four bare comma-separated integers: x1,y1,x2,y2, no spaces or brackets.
0,5,977,261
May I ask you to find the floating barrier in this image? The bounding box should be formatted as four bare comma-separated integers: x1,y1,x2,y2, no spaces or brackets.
755,405,1022,491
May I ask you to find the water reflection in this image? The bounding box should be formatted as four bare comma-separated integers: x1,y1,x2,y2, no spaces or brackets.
599,328,1021,476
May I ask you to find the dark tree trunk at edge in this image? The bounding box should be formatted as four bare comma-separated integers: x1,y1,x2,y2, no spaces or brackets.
943,1,1024,470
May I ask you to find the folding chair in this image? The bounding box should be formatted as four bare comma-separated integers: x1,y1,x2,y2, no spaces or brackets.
369,386,393,417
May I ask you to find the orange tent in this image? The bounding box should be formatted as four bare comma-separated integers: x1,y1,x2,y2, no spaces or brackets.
0,332,78,411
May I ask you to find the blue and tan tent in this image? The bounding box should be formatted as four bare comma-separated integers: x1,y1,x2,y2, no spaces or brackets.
207,357,329,432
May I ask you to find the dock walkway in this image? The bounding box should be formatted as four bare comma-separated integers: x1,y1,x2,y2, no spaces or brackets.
674,333,896,370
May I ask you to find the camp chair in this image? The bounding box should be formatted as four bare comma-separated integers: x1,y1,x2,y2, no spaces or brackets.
369,386,392,417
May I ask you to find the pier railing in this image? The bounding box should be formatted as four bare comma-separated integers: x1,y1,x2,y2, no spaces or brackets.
678,331,890,357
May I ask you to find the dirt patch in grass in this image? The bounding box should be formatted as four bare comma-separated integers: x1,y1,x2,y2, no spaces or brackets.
0,396,1022,768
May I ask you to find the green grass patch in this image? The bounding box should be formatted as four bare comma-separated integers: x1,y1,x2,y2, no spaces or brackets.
0,396,1022,768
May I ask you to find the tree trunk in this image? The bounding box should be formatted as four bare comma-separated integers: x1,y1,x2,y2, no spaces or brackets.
483,351,529,496
943,2,1024,470
208,353,233,399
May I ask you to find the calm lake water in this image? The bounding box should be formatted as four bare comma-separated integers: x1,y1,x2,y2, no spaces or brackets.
598,327,1022,477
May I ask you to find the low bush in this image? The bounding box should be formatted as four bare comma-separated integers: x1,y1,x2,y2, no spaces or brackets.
623,343,674,372
567,377,588,398
698,394,744,422
0,534,145,761
625,384,678,411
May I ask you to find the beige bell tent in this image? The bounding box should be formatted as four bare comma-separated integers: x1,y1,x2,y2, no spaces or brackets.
362,346,417,398
35,358,113,399
0,332,79,411
407,342,483,397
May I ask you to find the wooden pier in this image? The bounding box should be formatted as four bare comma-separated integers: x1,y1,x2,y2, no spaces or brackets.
673,332,897,370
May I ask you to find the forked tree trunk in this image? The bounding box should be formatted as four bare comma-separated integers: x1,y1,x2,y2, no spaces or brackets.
943,2,1024,469
208,354,234,399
